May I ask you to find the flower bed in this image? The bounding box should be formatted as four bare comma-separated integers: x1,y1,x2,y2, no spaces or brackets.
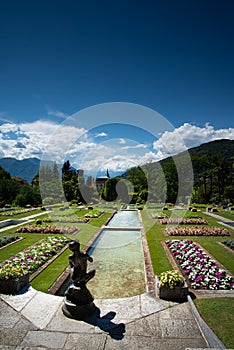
159,217,208,225
43,216,90,223
166,240,234,290
16,225,78,235
0,235,20,248
165,226,230,236
222,239,234,250
0,208,37,217
0,235,69,276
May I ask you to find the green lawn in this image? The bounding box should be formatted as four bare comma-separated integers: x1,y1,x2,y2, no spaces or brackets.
194,298,234,349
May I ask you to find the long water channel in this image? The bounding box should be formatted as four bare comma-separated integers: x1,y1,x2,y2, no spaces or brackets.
62,210,147,299
87,210,147,298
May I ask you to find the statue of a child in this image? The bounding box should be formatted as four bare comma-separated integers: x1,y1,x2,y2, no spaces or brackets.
68,239,95,286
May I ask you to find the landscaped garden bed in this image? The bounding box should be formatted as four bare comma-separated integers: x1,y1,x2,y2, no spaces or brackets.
16,225,78,235
158,217,208,225
165,240,234,290
0,235,21,248
0,235,69,277
0,207,40,219
165,226,230,236
222,239,234,251
43,216,90,223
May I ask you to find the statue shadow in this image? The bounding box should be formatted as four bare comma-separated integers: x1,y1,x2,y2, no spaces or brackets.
83,306,125,340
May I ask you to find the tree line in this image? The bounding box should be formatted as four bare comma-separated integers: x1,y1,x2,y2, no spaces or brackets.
1,140,233,207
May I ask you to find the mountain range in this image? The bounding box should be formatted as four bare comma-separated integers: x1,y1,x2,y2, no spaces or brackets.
0,157,40,183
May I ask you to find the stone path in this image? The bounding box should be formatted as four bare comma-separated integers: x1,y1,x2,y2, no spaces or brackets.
0,287,226,350
204,212,234,231
0,211,52,233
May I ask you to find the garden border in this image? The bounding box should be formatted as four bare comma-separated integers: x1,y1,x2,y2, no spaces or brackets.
0,236,23,250
161,240,234,298
218,241,234,255
29,244,68,282
162,226,230,237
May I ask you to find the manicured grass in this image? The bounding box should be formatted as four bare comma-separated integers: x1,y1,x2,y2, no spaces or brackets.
194,298,234,349
141,210,172,274
89,212,111,227
0,208,44,221
31,248,70,292
215,210,234,221
0,234,46,262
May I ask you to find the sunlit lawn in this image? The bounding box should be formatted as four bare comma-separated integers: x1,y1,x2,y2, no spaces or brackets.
194,298,234,349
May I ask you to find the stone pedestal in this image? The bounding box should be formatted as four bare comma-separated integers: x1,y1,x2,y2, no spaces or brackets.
62,284,96,320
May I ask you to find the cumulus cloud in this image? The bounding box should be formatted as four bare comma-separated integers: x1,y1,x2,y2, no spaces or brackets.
153,123,234,159
94,132,108,138
0,120,86,162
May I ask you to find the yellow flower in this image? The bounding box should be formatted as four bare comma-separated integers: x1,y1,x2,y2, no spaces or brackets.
159,270,184,289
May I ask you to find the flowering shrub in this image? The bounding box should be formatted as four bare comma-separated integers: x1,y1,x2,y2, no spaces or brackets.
43,217,90,223
0,264,26,280
222,239,234,250
0,208,37,217
159,270,184,289
0,236,68,277
165,227,230,236
0,235,20,247
159,217,208,225
16,225,77,234
166,240,234,290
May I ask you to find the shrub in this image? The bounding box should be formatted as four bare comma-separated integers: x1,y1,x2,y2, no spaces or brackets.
159,270,184,289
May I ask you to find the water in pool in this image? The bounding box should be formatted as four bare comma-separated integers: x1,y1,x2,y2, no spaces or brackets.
87,228,146,299
107,210,140,227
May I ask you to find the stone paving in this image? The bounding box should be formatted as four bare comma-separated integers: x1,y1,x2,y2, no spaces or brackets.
0,286,227,350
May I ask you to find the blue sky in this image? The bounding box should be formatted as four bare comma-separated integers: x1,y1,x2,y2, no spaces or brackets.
0,0,234,176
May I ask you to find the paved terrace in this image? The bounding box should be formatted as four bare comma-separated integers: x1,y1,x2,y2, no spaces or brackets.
0,286,226,350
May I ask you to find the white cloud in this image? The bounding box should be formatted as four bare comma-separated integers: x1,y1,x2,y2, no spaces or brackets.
0,120,86,162
153,123,234,159
122,143,147,150
47,108,69,119
94,132,108,138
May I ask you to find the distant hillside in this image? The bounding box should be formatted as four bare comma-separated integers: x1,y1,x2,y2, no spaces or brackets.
187,139,234,162
122,139,234,204
0,157,40,183
161,139,234,166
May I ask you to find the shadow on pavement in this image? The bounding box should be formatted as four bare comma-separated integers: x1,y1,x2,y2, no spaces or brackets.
83,307,125,340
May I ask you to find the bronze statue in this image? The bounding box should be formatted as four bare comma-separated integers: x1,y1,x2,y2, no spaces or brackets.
68,239,95,286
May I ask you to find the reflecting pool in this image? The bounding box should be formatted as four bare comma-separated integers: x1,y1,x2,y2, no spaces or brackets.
62,210,147,299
